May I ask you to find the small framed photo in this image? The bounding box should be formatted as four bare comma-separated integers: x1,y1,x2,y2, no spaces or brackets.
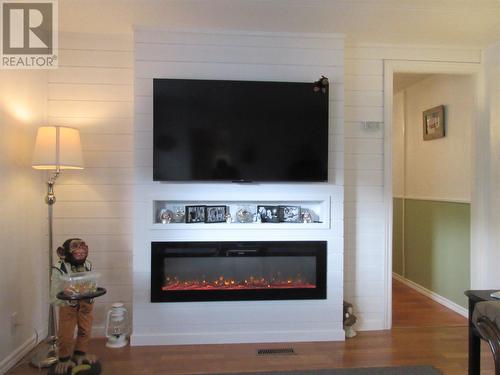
278,205,301,223
423,105,445,140
257,205,279,223
185,205,206,223
205,206,227,223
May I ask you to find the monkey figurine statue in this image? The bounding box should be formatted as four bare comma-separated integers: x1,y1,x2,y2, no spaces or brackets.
343,300,358,339
50,238,101,375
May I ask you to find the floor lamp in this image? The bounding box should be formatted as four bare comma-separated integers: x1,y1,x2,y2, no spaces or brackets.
30,126,84,368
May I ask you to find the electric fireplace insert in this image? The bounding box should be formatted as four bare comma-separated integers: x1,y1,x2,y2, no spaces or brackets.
151,241,327,302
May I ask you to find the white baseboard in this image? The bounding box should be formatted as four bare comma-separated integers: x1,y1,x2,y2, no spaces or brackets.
131,329,345,346
392,273,468,318
0,334,38,375
92,325,106,338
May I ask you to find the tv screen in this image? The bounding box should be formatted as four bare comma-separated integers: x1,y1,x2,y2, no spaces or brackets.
153,78,329,182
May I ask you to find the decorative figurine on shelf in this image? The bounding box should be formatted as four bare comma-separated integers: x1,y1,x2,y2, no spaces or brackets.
301,210,313,223
159,209,172,224
313,75,329,94
225,213,232,223
343,300,357,338
50,238,103,375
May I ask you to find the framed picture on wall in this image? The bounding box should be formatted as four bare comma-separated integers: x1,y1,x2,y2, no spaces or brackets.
423,105,445,140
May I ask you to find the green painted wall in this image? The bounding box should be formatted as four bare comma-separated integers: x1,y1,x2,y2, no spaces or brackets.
392,198,404,275
393,198,470,308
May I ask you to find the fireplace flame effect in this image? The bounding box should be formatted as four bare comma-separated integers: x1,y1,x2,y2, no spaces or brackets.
162,275,316,291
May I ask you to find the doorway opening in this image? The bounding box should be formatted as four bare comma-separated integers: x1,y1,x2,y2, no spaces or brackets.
383,61,481,329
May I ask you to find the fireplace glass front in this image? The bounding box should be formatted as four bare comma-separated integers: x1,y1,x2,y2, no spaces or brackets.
151,241,327,302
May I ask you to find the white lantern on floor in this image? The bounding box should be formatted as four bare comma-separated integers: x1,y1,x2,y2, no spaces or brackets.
105,303,129,348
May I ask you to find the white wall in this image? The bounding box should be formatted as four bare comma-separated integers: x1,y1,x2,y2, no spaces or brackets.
481,42,500,289
392,91,405,198
392,74,474,202
47,33,134,332
0,28,491,371
132,29,345,345
344,44,481,329
0,71,46,372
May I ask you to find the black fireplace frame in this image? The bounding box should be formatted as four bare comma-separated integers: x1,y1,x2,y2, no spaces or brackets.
151,241,327,303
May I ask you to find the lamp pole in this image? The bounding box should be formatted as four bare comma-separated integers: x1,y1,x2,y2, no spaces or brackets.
30,126,83,368
30,170,60,368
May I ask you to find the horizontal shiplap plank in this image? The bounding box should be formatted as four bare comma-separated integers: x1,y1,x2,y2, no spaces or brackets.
80,134,134,152
49,67,133,85
48,100,133,118
60,33,133,51
345,90,383,107
344,169,383,187
53,218,132,235
54,202,133,218
90,253,132,269
48,117,133,134
49,83,133,101
135,61,343,83
59,49,134,68
345,233,385,253
54,234,132,253
344,251,384,268
97,268,133,286
345,74,383,91
343,121,383,139
82,151,133,168
135,43,344,67
343,152,384,170
346,218,385,236
57,167,134,185
345,45,481,63
55,185,133,202
344,202,385,219
340,138,384,154
344,59,383,76
345,106,384,122
344,186,384,203
345,280,384,295
135,29,344,50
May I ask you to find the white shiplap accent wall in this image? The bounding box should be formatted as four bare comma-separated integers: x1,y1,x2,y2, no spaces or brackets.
133,29,345,345
45,31,483,340
343,43,481,329
48,33,134,333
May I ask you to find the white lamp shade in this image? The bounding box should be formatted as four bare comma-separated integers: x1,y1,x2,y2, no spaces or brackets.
32,126,84,170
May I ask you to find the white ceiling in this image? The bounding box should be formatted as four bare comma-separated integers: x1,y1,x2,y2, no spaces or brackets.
59,0,500,47
393,73,433,93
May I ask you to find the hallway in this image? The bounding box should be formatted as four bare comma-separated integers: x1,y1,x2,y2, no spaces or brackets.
392,277,467,328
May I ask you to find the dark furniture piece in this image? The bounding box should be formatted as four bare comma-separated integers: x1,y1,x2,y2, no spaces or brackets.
465,290,499,375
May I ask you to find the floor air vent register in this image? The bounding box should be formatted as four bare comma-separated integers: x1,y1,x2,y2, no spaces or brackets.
256,348,296,355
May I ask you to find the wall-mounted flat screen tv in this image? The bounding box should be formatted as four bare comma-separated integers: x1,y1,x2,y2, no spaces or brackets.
153,78,329,182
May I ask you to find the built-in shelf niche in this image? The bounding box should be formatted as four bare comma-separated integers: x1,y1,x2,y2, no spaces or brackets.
151,196,330,230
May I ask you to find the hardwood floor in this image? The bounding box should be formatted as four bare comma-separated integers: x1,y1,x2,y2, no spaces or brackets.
392,278,467,328
8,279,495,375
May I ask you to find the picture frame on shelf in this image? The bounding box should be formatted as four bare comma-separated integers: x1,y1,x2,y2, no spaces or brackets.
185,205,206,223
423,105,445,140
278,205,301,223
257,205,279,223
205,206,227,223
